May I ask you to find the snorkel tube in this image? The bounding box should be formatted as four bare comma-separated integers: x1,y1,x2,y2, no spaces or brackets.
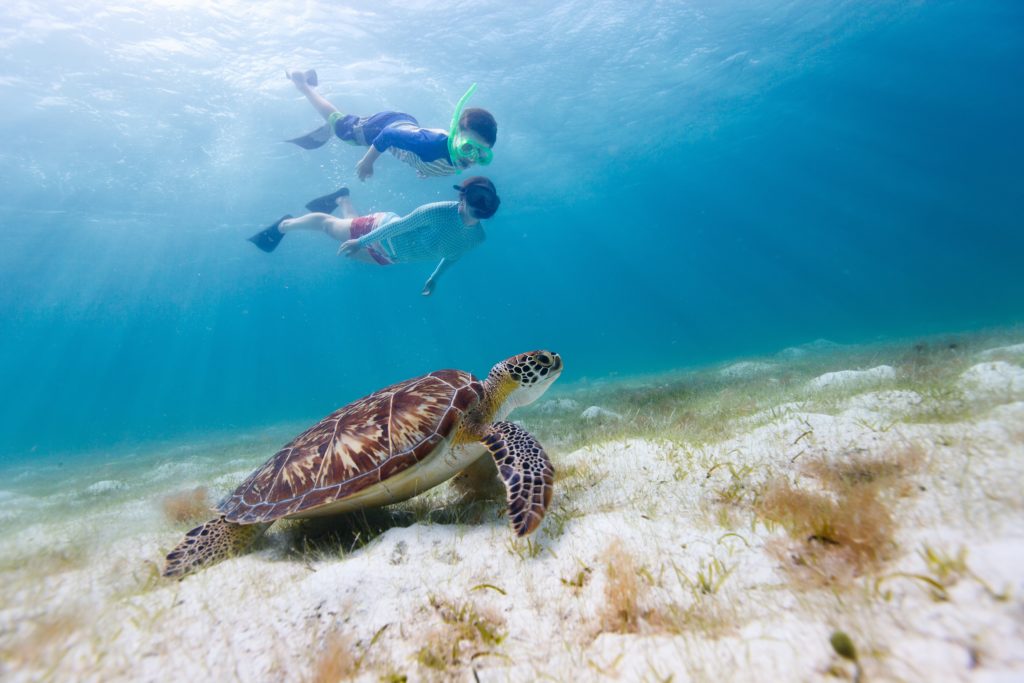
447,83,492,173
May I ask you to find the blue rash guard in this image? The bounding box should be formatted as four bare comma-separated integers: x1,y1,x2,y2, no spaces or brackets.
332,111,457,177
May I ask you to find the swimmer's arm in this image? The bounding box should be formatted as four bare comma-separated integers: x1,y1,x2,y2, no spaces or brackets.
372,126,450,164
359,128,405,179
356,146,382,181
421,258,455,296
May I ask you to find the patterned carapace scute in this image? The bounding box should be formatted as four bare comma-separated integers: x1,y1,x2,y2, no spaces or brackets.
219,370,483,523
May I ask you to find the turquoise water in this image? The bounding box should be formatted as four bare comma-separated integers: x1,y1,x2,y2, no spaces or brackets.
0,0,1021,459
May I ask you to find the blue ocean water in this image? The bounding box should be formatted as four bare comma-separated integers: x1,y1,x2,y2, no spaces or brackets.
0,0,1021,460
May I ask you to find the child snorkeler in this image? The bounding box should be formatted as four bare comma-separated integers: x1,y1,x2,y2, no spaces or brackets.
249,177,501,297
285,69,497,181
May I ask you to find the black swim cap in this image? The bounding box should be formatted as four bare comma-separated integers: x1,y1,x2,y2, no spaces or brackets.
454,176,500,218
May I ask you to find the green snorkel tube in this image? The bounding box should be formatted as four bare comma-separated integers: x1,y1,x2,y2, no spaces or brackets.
447,83,492,173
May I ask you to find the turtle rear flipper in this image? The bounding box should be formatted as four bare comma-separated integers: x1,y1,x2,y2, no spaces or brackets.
481,421,554,536
163,516,270,578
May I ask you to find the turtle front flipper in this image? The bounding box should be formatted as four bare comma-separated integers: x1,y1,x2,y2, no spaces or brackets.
162,516,270,578
481,421,554,536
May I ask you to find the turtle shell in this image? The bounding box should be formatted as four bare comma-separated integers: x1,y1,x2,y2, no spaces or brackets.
218,369,483,523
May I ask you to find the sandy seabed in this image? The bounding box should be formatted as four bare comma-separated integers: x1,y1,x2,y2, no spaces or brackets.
1,332,1023,682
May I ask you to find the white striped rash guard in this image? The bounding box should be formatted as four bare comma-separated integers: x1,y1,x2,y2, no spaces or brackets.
355,201,485,264
389,147,459,178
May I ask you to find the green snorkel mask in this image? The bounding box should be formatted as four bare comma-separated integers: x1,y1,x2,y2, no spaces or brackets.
447,83,493,172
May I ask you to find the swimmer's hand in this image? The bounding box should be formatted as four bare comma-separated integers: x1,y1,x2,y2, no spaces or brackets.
356,158,374,180
338,239,361,256
421,279,435,296
356,147,381,181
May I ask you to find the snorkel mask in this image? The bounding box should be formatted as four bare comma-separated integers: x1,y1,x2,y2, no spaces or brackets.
448,83,493,171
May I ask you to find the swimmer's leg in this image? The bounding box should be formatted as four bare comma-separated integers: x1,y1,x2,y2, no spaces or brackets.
279,213,353,240
304,187,351,215
285,70,341,149
288,69,337,121
247,214,292,253
263,213,379,263
248,211,355,253
336,194,356,219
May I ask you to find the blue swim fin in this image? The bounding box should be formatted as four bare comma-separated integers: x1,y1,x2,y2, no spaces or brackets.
248,215,291,253
286,123,333,150
284,68,318,87
304,187,350,214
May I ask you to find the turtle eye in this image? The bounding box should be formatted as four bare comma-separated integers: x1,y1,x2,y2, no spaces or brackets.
536,353,552,366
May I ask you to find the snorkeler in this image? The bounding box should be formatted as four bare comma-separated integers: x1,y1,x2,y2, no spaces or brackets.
248,177,501,296
284,69,496,180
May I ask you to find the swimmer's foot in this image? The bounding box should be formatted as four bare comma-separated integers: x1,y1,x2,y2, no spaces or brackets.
248,214,292,253
286,69,318,88
304,187,350,214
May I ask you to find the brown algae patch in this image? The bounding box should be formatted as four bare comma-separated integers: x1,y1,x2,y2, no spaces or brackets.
757,445,926,586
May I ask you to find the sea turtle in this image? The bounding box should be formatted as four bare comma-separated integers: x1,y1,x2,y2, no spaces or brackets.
163,350,563,577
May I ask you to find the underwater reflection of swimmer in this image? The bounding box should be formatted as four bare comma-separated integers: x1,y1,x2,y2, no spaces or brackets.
248,177,501,297
284,69,497,180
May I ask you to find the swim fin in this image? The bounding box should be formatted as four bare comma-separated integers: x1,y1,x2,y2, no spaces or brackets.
304,187,350,214
286,123,333,150
284,68,318,87
248,215,292,253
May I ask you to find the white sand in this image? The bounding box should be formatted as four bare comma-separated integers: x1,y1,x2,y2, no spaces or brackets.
581,405,624,421
778,339,844,359
806,365,897,391
959,361,1024,402
2,347,1023,682
536,397,581,413
718,361,777,378
978,343,1024,360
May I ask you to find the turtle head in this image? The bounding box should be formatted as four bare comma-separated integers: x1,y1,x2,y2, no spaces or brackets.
486,350,563,419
